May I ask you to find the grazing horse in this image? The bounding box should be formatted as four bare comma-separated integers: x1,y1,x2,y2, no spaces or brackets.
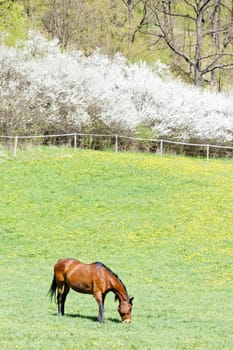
49,258,134,323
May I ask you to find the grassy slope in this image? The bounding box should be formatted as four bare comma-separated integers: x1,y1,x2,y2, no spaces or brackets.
0,147,233,350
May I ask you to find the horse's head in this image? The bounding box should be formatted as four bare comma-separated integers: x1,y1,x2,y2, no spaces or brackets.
118,296,134,323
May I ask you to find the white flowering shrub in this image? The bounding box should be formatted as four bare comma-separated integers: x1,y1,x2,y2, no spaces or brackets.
0,32,232,144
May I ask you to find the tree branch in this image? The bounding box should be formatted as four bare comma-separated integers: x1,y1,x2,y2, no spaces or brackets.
202,62,233,75
132,1,148,42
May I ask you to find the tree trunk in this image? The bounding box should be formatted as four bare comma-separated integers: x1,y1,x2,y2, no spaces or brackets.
211,0,221,89
195,5,203,87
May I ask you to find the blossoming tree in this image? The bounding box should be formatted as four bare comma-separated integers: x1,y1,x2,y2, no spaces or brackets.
0,32,232,145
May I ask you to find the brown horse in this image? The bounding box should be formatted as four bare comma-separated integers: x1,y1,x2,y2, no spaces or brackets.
49,258,134,323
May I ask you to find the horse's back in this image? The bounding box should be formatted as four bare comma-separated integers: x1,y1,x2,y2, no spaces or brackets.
54,258,102,274
53,258,81,281
54,258,80,271
53,259,108,294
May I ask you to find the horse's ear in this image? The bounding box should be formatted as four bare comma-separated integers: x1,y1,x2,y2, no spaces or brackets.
129,296,134,304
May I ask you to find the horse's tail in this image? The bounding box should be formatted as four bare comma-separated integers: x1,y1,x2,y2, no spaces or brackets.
48,275,57,302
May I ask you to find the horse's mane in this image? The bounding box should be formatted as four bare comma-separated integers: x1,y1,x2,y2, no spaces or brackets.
94,261,128,298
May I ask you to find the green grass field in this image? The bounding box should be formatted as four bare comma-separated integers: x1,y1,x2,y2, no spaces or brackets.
0,147,233,350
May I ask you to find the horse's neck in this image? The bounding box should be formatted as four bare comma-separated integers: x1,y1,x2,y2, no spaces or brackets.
111,276,128,302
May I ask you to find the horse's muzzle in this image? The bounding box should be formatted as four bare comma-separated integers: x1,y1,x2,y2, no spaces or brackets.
122,319,132,324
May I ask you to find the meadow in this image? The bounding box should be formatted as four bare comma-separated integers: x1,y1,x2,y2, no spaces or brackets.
0,147,233,350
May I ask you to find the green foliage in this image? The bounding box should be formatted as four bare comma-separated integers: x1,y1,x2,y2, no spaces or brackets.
0,147,233,349
0,0,28,45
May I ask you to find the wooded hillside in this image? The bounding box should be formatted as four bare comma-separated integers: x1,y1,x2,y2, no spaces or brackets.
1,0,233,91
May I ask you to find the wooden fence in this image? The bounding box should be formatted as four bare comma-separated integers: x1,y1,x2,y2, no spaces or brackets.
0,133,233,160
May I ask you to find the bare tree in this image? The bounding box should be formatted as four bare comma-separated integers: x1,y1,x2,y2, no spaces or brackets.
42,0,87,49
122,0,142,22
135,0,233,88
209,0,221,88
42,0,131,54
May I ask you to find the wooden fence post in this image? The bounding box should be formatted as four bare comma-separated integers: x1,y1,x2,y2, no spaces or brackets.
13,136,18,157
160,140,163,156
115,134,118,152
207,144,210,160
74,133,77,152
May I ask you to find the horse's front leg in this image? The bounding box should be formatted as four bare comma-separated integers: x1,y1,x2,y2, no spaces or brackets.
95,293,105,323
98,303,104,323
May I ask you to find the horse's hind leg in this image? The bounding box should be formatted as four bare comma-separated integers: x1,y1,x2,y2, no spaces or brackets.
57,282,70,316
57,282,64,316
61,284,70,316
